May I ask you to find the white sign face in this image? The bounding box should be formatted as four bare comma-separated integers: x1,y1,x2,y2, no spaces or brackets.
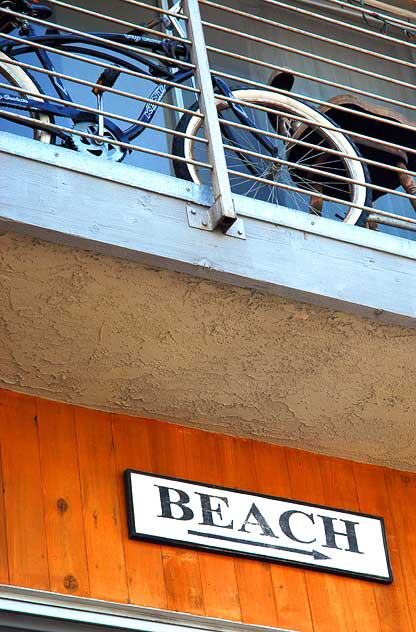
125,470,392,583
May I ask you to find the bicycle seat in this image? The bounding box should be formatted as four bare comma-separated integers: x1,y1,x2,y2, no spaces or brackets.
318,95,416,201
269,69,295,93
28,3,52,20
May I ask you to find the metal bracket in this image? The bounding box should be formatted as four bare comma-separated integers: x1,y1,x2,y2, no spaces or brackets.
187,205,246,239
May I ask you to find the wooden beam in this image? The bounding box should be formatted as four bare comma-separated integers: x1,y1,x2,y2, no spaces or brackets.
1,133,415,326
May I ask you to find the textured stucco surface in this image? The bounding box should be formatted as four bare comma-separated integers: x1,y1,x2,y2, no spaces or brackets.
1,231,415,470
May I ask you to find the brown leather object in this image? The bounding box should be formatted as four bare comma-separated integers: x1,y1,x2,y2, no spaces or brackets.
319,95,416,200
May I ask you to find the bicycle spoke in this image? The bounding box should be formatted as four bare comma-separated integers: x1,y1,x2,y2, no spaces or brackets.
176,91,367,223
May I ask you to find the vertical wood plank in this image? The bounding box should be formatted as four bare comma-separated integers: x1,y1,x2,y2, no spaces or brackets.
112,413,167,609
286,448,349,632
0,390,49,589
183,426,242,621
319,457,381,632
217,435,279,627
145,419,205,616
252,441,314,632
37,398,90,596
0,392,10,585
354,462,414,632
385,469,416,630
75,406,128,602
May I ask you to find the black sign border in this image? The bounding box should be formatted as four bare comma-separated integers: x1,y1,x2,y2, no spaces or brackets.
124,469,393,584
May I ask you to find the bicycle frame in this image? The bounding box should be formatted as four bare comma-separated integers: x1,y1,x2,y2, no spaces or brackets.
0,27,195,139
0,9,277,157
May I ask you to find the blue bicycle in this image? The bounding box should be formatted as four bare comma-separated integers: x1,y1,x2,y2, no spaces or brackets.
0,0,371,223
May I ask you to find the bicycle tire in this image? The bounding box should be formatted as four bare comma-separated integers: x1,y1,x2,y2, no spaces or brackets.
172,89,371,225
0,50,52,144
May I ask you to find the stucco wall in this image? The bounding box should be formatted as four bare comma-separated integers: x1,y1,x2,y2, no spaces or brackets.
1,231,415,469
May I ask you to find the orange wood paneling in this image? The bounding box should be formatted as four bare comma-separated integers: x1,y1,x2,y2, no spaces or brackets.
75,406,128,602
1,389,416,632
112,413,168,609
37,398,90,596
0,394,9,586
354,463,414,632
385,469,416,630
286,449,351,632
319,457,381,632
183,427,242,621
0,390,49,589
252,442,314,632
146,420,204,616
217,436,279,627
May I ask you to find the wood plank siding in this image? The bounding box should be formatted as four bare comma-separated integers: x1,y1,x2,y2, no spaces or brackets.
0,388,414,632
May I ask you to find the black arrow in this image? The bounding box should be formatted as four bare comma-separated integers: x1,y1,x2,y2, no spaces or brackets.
187,529,331,561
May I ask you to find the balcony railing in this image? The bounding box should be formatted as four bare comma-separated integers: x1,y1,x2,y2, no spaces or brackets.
1,0,416,239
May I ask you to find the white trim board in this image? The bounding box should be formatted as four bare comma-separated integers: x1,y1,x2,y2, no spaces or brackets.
0,586,296,632
1,134,415,326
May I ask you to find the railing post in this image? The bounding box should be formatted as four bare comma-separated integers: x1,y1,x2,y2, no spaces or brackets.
182,0,242,236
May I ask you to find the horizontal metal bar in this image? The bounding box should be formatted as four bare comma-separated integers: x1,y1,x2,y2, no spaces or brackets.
200,0,416,73
223,143,416,203
325,0,416,32
212,67,416,121
0,82,207,144
0,32,199,93
210,50,416,132
2,7,195,69
260,0,416,51
215,78,416,159
339,0,416,21
221,116,416,180
299,0,385,21
228,168,416,224
10,53,412,184
118,0,188,21
217,91,416,159
203,21,416,95
367,213,416,231
366,207,416,222
1,56,203,118
282,0,416,29
46,0,191,45
0,109,212,168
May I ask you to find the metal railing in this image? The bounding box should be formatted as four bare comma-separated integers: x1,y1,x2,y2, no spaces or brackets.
0,0,416,237
198,0,416,234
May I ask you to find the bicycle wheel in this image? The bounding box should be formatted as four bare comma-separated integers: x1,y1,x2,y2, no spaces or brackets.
172,89,371,225
0,50,52,143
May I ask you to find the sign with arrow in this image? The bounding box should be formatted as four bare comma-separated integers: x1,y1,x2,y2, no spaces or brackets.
125,470,392,583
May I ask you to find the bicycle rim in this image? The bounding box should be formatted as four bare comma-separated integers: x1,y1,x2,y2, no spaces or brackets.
173,89,371,225
0,50,52,143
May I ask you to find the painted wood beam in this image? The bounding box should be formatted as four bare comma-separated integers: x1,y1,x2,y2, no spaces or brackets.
1,133,415,326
